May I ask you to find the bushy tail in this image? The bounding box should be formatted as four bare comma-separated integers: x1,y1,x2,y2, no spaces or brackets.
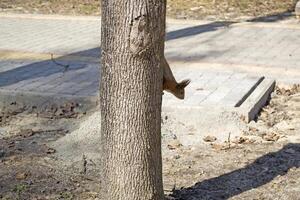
177,79,191,89
171,79,191,100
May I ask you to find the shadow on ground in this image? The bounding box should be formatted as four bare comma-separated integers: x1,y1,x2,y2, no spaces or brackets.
168,143,300,200
247,11,295,22
0,48,100,88
166,10,295,42
166,21,236,41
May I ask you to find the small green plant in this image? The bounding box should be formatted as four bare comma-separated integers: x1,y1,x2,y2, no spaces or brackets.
12,184,27,200
1,196,13,200
59,191,73,200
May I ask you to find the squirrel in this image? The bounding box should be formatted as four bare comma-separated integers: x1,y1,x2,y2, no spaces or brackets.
162,56,190,99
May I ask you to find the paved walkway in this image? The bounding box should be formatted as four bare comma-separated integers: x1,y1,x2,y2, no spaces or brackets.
0,14,299,111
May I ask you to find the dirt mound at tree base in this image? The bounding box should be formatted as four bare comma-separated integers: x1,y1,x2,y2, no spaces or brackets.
50,111,101,165
50,107,249,166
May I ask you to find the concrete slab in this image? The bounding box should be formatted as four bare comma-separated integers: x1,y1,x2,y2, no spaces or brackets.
240,78,276,122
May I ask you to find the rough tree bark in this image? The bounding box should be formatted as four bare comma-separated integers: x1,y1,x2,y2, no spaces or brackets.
100,0,166,199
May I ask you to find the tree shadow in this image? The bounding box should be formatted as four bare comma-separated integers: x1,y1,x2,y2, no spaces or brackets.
166,9,296,42
0,47,100,88
247,11,295,22
166,21,236,41
168,143,300,200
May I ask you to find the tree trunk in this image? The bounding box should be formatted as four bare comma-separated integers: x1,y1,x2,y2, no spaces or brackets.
100,0,166,199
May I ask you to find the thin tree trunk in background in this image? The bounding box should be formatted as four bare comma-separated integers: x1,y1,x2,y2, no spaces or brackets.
100,0,166,199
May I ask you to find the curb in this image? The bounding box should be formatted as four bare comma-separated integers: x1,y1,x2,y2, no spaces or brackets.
239,78,276,122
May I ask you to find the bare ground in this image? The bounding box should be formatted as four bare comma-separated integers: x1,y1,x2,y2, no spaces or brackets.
164,85,300,199
0,0,297,20
0,84,300,199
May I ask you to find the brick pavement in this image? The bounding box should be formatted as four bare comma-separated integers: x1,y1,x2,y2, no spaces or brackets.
0,14,298,111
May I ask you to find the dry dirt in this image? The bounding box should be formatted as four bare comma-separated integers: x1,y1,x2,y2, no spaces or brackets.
0,84,300,199
0,0,297,21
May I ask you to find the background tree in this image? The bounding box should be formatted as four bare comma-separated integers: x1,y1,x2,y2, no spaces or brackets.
100,0,166,199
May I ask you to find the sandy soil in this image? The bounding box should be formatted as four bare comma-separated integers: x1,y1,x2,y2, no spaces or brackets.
0,84,300,199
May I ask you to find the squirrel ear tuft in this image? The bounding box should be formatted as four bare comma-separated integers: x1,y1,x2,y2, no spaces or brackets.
178,79,191,89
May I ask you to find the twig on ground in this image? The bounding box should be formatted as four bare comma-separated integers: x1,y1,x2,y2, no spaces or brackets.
51,53,69,73
228,132,231,149
81,154,87,174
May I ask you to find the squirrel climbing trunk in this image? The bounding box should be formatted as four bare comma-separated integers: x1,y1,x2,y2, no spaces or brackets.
162,56,190,99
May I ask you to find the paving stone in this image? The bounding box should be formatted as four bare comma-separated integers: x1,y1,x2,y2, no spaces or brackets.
0,14,298,118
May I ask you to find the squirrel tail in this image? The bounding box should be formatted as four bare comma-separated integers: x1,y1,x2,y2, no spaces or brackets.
177,79,191,89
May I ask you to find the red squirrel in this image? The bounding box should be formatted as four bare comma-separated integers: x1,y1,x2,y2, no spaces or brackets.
162,56,190,99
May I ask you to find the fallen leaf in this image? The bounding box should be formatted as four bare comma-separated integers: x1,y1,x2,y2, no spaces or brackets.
167,139,182,150
203,136,217,142
16,172,29,180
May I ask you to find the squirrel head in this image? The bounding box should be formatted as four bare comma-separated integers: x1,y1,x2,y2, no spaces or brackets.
174,79,191,100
